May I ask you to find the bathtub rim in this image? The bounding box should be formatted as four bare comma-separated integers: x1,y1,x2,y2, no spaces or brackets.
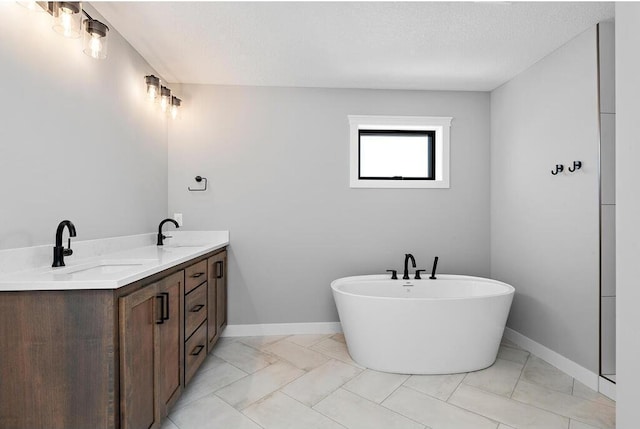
331,274,515,302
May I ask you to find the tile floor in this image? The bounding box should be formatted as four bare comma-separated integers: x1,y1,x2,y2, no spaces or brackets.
163,334,615,429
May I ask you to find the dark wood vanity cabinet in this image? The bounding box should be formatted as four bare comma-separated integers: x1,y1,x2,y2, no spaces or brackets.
157,273,184,414
120,271,184,429
0,246,227,429
120,284,160,429
183,260,208,385
183,248,228,382
207,249,228,351
0,289,117,429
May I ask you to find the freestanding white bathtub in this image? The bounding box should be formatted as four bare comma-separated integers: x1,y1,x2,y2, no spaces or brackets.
331,274,515,374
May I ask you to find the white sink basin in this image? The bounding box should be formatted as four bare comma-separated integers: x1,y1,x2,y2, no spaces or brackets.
67,264,142,275
57,259,159,276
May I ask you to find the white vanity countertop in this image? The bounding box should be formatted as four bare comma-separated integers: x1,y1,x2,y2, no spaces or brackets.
0,231,229,291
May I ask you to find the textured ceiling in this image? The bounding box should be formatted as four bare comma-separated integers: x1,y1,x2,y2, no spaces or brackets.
94,2,614,91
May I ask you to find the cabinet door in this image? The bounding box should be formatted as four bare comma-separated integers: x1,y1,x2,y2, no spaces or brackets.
157,271,184,414
119,284,160,429
214,250,227,333
206,256,218,352
207,250,228,352
216,251,228,330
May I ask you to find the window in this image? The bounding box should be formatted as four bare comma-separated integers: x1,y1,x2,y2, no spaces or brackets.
349,115,452,188
359,130,436,180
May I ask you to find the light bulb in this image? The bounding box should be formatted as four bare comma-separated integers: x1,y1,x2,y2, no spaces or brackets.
148,86,157,101
160,86,171,113
52,2,81,39
61,8,72,36
170,96,181,120
83,18,108,60
145,75,160,101
89,34,102,59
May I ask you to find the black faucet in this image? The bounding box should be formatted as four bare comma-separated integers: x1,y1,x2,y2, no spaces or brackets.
157,218,179,245
403,253,416,280
52,220,76,267
430,256,439,279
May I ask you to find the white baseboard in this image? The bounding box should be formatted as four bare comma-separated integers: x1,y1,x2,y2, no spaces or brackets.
503,327,600,391
222,322,343,337
599,376,616,400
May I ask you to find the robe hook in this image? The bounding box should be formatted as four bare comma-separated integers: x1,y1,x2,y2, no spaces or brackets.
568,161,582,173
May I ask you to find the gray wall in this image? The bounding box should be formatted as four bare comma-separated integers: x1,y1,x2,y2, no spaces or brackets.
490,27,600,372
168,85,490,324
0,4,168,250
615,3,640,425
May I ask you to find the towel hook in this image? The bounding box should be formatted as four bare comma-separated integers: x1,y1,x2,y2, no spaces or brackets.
188,176,208,192
551,164,564,175
568,161,582,173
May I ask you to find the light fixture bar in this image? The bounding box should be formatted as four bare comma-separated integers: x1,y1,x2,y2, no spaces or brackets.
143,76,183,118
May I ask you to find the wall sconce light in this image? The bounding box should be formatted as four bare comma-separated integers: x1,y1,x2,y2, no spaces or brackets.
171,96,182,120
52,2,82,39
17,1,110,59
145,75,160,101
82,17,109,59
143,75,183,119
160,86,171,113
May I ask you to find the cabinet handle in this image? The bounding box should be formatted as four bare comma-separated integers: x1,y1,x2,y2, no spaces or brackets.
190,272,205,278
190,345,205,356
155,295,164,325
190,304,204,313
216,261,223,279
162,292,170,321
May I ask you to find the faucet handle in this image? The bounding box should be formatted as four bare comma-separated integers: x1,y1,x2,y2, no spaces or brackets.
415,270,426,280
386,270,398,280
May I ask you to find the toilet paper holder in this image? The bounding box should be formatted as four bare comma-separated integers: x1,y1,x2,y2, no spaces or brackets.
188,176,208,192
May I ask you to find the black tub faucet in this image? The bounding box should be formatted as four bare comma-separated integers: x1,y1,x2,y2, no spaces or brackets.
403,253,416,280
52,220,76,267
157,218,179,245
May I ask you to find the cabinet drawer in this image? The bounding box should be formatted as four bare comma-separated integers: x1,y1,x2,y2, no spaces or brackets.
184,321,207,385
185,282,207,340
185,260,207,293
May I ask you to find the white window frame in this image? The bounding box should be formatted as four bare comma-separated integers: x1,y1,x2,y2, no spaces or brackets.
349,115,452,189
